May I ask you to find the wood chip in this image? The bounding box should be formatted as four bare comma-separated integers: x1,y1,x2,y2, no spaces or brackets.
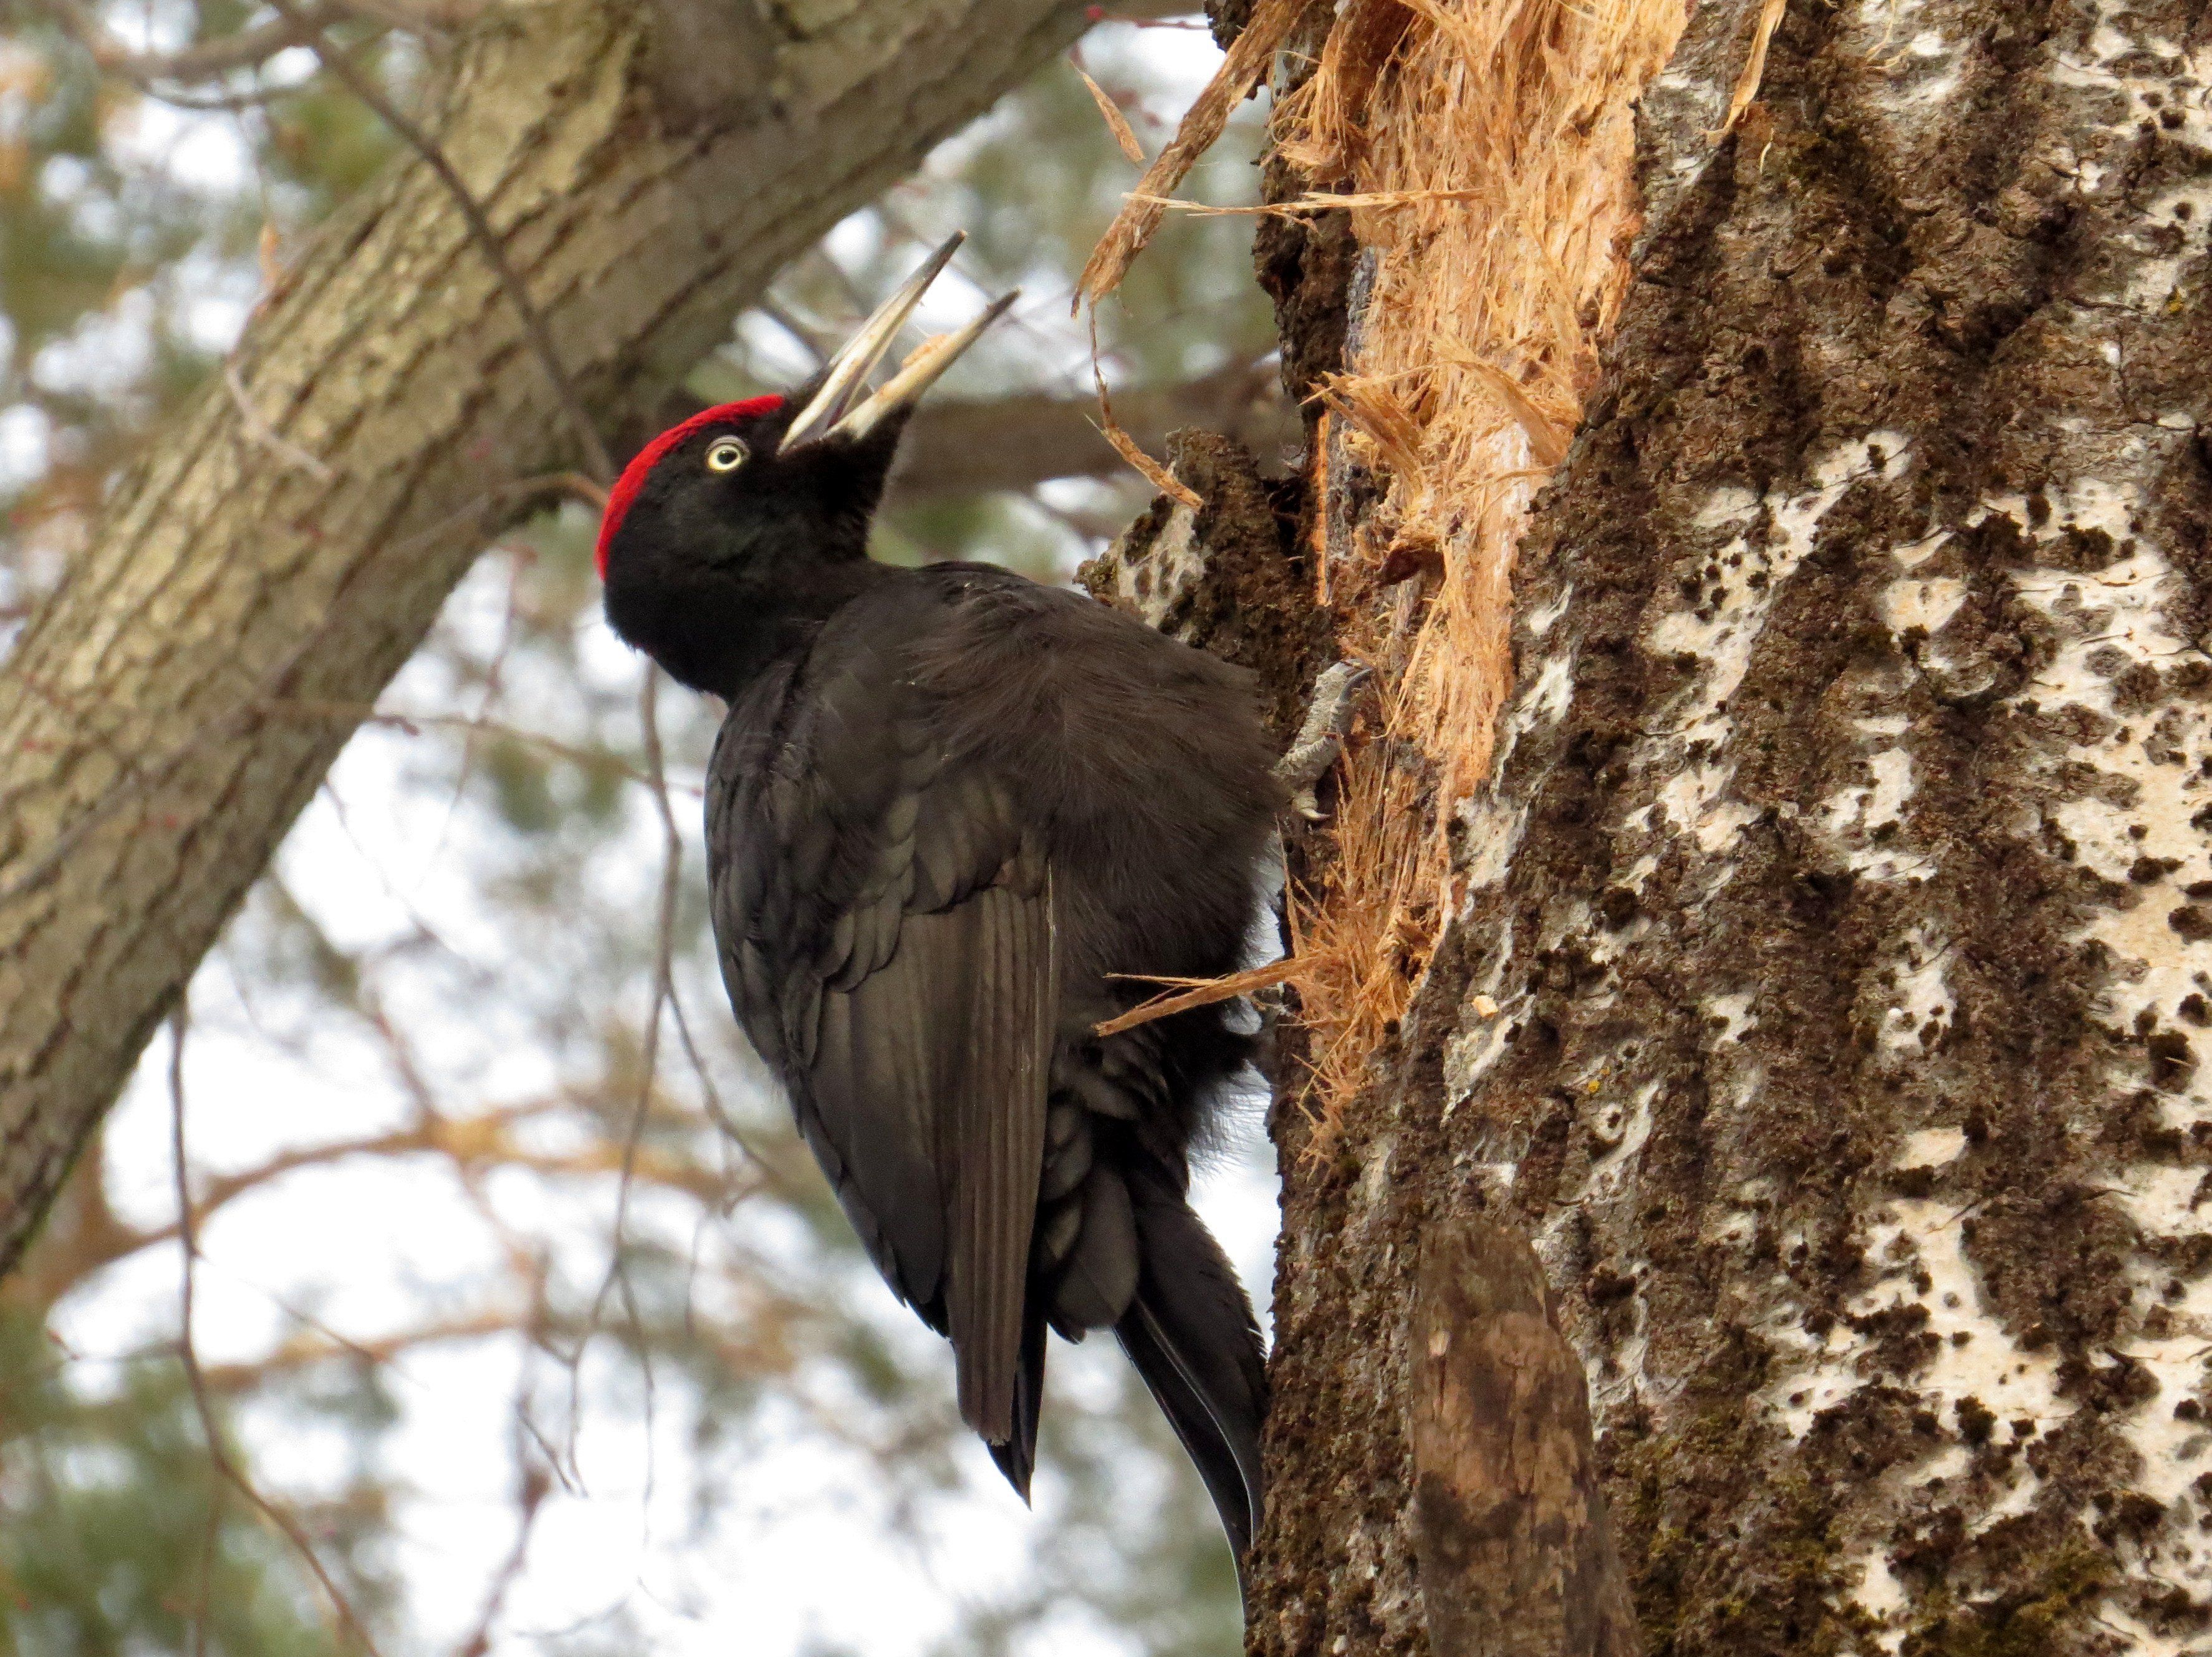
1128,186,1486,216
1074,0,1312,311
1721,0,1787,135
1094,957,1303,1038
1458,357,1569,468
1073,60,1147,164
1088,321,1202,509
1099,419,1204,510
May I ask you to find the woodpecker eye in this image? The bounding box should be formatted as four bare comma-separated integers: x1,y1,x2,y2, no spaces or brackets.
704,437,749,473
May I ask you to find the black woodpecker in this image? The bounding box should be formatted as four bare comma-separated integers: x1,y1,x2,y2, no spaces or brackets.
597,234,1280,1592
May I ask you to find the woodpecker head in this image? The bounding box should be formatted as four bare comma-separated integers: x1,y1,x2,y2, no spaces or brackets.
597,233,1014,693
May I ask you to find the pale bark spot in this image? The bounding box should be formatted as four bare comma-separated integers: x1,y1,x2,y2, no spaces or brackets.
1881,575,1967,637
1637,435,1913,856
1877,925,1953,1056
1898,1127,1967,1167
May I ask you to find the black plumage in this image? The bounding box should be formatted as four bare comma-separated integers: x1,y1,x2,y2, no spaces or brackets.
599,306,1277,1583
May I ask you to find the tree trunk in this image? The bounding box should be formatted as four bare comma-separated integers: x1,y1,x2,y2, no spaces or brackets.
1209,0,2212,1653
0,0,1105,1272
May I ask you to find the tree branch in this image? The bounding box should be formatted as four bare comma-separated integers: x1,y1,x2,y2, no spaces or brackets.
171,1008,387,1657
18,1099,754,1306
0,0,1123,1278
62,0,358,82
263,0,615,482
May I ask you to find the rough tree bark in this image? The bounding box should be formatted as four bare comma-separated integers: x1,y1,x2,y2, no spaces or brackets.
0,0,1123,1272
1216,0,2212,1653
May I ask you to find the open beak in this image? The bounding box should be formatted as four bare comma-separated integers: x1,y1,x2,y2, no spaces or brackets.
779,231,1018,449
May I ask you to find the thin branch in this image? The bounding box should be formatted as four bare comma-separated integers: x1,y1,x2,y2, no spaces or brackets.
570,665,679,1464
46,1097,745,1301
758,300,834,369
180,1013,216,1657
454,1417,550,1657
170,1003,387,1656
668,982,787,1188
196,1310,527,1392
225,360,337,480
264,0,615,481
259,700,688,793
41,0,357,84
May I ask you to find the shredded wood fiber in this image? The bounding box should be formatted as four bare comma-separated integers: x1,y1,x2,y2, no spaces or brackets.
1074,0,1691,1135
1276,0,1690,1134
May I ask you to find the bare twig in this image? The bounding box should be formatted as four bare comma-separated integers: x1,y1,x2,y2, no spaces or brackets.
180,1013,217,1657
224,360,337,480
608,667,683,1270
42,0,358,85
454,1415,549,1657
668,982,787,1184
170,1003,387,1656
263,0,615,482
570,664,680,1469
759,299,835,368
259,700,687,793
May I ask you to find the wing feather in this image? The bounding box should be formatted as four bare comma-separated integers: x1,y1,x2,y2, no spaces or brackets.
941,871,1056,1439
706,606,1058,1439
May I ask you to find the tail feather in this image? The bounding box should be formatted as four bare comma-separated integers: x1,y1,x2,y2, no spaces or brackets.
986,1302,1049,1502
1115,1172,1266,1597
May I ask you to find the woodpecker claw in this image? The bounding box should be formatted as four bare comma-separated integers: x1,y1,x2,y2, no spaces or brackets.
1276,660,1368,819
779,231,1016,450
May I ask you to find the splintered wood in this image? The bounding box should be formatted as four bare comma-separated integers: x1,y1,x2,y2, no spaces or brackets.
1278,0,1691,1133
1074,0,1309,309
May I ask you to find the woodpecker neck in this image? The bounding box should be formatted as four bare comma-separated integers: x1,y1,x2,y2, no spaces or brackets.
607,551,891,700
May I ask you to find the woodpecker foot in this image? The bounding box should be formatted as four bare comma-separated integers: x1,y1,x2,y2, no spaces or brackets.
1276,661,1368,819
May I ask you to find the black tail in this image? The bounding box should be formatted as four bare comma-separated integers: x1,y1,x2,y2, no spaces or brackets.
986,1300,1049,1501
1115,1169,1267,1598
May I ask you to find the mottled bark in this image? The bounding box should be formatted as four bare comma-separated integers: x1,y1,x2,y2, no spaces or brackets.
0,0,1114,1273
1252,1,2212,1655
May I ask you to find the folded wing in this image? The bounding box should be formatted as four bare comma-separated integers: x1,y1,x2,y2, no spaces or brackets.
708,639,1057,1443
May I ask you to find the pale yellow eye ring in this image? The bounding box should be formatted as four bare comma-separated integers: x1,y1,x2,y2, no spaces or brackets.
704,437,748,473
